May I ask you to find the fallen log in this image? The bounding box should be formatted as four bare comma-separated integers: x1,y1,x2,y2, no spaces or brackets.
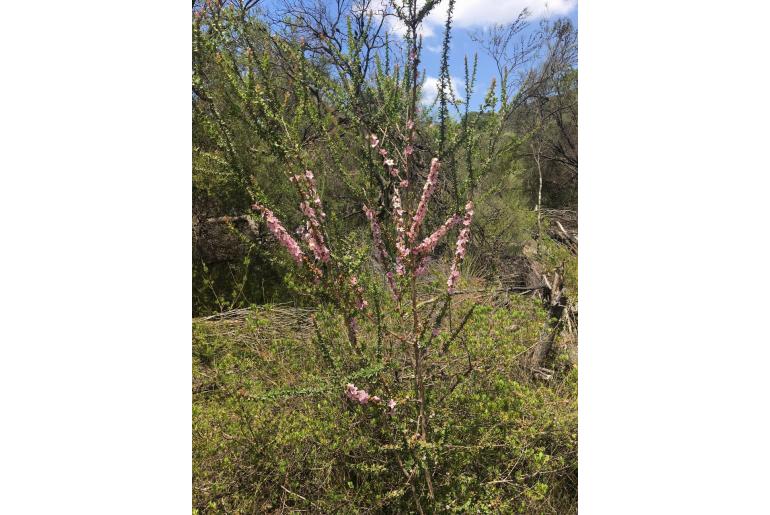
529,265,568,374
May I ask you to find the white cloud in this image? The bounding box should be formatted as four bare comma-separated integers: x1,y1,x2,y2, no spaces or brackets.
387,15,436,39
421,75,464,106
426,0,576,33
381,0,575,41
370,0,436,39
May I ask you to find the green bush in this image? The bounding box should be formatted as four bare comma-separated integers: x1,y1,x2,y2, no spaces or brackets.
193,296,576,513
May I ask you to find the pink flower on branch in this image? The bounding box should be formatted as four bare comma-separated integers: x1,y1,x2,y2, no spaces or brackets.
252,203,305,264
369,133,379,148
301,170,325,219
345,384,382,406
392,186,409,275
447,201,475,294
412,214,461,257
299,201,330,263
414,257,430,277
408,158,441,243
293,170,330,263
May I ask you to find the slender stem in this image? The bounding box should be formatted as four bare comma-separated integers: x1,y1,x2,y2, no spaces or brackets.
533,141,543,253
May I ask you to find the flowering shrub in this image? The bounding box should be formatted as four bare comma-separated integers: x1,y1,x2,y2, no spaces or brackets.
252,169,368,344
193,1,578,512
243,4,481,505
248,111,483,510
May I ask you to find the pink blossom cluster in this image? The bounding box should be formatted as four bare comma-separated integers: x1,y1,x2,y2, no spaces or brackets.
408,158,441,243
345,384,396,414
251,203,305,264
412,214,461,257
254,170,373,318
363,132,475,293
414,257,430,277
447,201,474,294
361,141,474,291
392,186,409,275
292,170,330,263
345,383,380,405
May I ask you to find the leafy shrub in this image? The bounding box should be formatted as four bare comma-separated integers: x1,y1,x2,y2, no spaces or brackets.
193,297,576,513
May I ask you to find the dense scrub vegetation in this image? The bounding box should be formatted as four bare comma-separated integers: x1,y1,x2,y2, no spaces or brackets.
192,0,577,512
194,295,576,512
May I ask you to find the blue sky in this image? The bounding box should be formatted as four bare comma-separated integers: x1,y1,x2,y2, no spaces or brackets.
414,0,578,111
259,0,577,111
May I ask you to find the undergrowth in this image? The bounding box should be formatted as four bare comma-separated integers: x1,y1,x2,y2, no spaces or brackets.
193,285,577,514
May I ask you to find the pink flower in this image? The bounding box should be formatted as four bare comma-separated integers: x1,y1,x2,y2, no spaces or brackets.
369,133,379,148
408,158,441,242
447,201,474,293
299,203,330,263
294,171,330,263
345,384,375,405
384,158,395,167
379,147,388,157
252,203,305,264
387,398,396,415
404,144,414,156
392,186,409,274
407,119,414,130
412,214,461,256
